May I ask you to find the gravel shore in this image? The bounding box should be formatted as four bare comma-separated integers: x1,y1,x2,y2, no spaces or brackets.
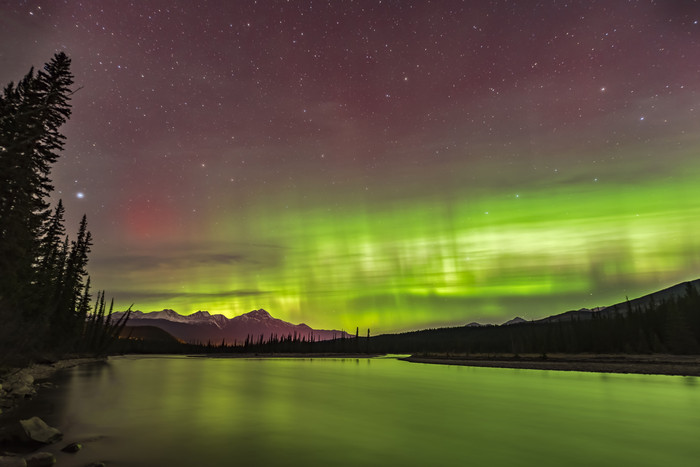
402,353,700,376
0,358,105,415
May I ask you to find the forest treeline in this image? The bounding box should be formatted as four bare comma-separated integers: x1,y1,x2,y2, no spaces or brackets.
119,282,700,356
0,53,129,367
361,282,700,356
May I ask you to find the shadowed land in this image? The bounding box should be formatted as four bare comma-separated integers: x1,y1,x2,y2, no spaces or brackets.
402,353,700,377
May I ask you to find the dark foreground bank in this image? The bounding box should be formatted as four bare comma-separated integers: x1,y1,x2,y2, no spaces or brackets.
0,358,107,466
402,353,700,376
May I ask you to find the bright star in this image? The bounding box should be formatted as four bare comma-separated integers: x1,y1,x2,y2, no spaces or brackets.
76,192,85,199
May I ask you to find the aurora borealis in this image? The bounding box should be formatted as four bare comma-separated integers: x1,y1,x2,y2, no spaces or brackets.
2,1,700,333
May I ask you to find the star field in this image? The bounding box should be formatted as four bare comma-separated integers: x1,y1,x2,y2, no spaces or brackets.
2,1,700,332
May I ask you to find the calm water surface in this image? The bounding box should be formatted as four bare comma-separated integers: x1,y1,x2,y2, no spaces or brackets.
25,355,700,466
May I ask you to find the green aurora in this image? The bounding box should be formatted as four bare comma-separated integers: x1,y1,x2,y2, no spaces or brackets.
5,2,700,333
91,140,700,332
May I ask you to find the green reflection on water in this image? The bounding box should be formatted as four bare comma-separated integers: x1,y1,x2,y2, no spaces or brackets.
55,356,700,467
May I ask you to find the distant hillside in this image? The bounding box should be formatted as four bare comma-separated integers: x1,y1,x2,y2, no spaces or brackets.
119,325,182,343
533,278,700,324
600,279,700,317
502,317,527,326
110,309,352,344
362,278,700,355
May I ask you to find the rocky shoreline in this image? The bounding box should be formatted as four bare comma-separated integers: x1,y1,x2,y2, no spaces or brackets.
402,353,700,376
0,358,106,467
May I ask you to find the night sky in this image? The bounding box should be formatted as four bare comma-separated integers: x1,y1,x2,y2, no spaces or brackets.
2,1,700,333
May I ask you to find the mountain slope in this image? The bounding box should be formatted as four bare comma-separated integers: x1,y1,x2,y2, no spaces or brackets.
111,308,351,344
533,278,700,324
599,279,700,316
119,325,182,343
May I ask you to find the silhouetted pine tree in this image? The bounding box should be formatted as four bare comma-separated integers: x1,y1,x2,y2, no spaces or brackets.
81,292,132,355
0,54,128,364
48,214,92,350
76,276,92,327
0,53,77,362
35,199,66,289
0,53,74,311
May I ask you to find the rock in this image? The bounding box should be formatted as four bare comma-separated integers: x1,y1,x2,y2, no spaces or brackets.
60,442,81,453
23,452,54,467
0,455,27,467
1,372,37,399
18,418,62,444
18,375,33,386
9,385,35,398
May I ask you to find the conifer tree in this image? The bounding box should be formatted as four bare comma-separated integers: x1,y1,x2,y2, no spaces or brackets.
34,199,67,303
0,53,78,361
0,54,130,363
0,52,74,311
52,214,92,343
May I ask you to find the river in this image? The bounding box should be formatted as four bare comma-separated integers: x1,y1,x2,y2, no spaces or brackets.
12,355,700,466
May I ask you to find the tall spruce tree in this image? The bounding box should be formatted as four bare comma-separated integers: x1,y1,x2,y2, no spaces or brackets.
0,53,79,359
0,52,74,312
35,199,67,294
51,214,92,348
0,54,130,364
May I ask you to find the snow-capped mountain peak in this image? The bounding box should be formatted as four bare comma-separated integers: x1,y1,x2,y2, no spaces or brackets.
187,310,227,328
189,311,231,329
113,308,353,343
190,310,211,318
239,309,272,320
139,309,191,324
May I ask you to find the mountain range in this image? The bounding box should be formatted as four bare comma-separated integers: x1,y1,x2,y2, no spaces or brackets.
111,308,352,344
499,278,700,326
113,278,700,345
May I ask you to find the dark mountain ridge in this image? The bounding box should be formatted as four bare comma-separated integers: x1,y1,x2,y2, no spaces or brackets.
531,278,700,324
359,278,700,355
112,308,352,344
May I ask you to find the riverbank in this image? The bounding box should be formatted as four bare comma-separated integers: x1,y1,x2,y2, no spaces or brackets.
0,357,107,465
402,353,700,376
0,357,105,415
